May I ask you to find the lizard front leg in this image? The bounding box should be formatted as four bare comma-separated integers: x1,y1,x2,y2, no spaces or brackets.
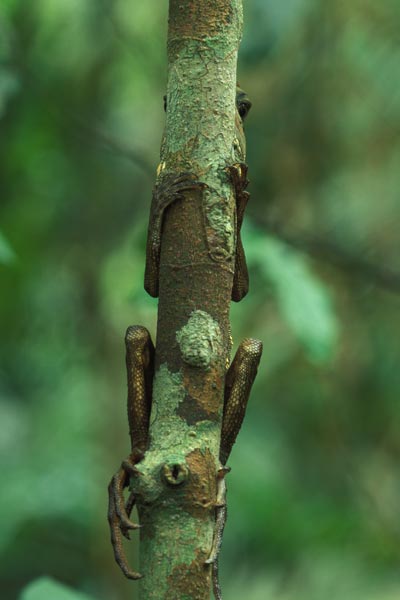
207,337,263,599
227,163,251,303
107,325,155,580
144,173,206,297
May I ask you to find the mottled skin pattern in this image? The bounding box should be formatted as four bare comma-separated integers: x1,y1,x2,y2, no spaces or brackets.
107,87,263,598
144,86,252,302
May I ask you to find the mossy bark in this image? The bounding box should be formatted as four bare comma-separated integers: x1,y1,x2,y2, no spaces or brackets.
133,2,243,598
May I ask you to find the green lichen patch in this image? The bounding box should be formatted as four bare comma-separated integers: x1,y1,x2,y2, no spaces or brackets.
148,365,195,452
203,188,235,261
139,363,221,470
151,364,185,416
176,310,223,369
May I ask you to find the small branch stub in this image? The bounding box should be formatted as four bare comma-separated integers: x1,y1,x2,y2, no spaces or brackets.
162,461,190,486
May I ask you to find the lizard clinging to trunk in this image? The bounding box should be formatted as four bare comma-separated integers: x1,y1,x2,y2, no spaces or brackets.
108,326,262,589
144,85,252,302
107,85,262,598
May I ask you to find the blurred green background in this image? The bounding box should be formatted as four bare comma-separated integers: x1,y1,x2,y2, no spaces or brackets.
1,0,400,599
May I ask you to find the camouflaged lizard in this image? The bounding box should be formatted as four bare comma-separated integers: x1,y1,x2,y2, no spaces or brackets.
144,85,252,302
107,87,262,598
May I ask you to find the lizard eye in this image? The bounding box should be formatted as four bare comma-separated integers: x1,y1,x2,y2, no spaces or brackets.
163,95,167,112
238,100,251,120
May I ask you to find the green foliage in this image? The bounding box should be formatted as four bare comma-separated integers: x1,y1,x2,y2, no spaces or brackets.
1,0,399,598
244,223,339,362
0,230,16,264
20,577,95,600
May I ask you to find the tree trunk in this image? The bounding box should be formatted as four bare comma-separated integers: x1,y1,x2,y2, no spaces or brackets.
133,2,244,598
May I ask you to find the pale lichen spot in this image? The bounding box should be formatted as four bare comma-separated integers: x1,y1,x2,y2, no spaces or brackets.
203,188,235,259
176,310,222,369
149,365,188,444
152,364,185,414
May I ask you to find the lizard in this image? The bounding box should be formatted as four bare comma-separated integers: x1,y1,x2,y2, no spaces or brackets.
144,85,252,302
108,325,262,593
107,85,261,595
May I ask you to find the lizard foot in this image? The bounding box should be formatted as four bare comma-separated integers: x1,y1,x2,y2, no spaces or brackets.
107,454,143,580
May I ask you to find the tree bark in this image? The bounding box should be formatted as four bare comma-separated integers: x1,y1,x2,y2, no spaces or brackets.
132,2,244,598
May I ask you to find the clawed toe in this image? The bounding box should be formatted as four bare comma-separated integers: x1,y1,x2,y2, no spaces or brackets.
108,462,142,579
122,458,143,477
171,176,206,198
156,172,206,201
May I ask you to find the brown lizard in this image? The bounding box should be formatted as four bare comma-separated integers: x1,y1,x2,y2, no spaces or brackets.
107,86,262,597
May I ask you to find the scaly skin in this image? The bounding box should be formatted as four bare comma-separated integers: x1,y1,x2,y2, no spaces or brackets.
107,326,155,580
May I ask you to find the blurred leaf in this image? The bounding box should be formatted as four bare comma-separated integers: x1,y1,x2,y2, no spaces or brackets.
256,0,311,36
19,577,95,600
223,555,400,600
244,222,339,362
1,0,400,596
0,68,19,117
0,230,16,264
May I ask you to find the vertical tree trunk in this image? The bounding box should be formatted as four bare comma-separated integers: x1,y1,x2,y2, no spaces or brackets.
133,2,244,598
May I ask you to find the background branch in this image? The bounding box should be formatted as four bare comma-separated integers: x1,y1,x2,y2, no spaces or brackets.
253,214,400,294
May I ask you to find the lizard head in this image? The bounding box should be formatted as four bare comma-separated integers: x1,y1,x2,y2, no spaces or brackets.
236,85,252,121
162,86,251,119
234,85,251,161
162,85,251,160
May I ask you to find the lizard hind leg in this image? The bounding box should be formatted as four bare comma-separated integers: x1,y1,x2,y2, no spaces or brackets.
220,337,263,465
206,339,262,598
125,325,155,454
107,466,142,580
212,561,223,600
